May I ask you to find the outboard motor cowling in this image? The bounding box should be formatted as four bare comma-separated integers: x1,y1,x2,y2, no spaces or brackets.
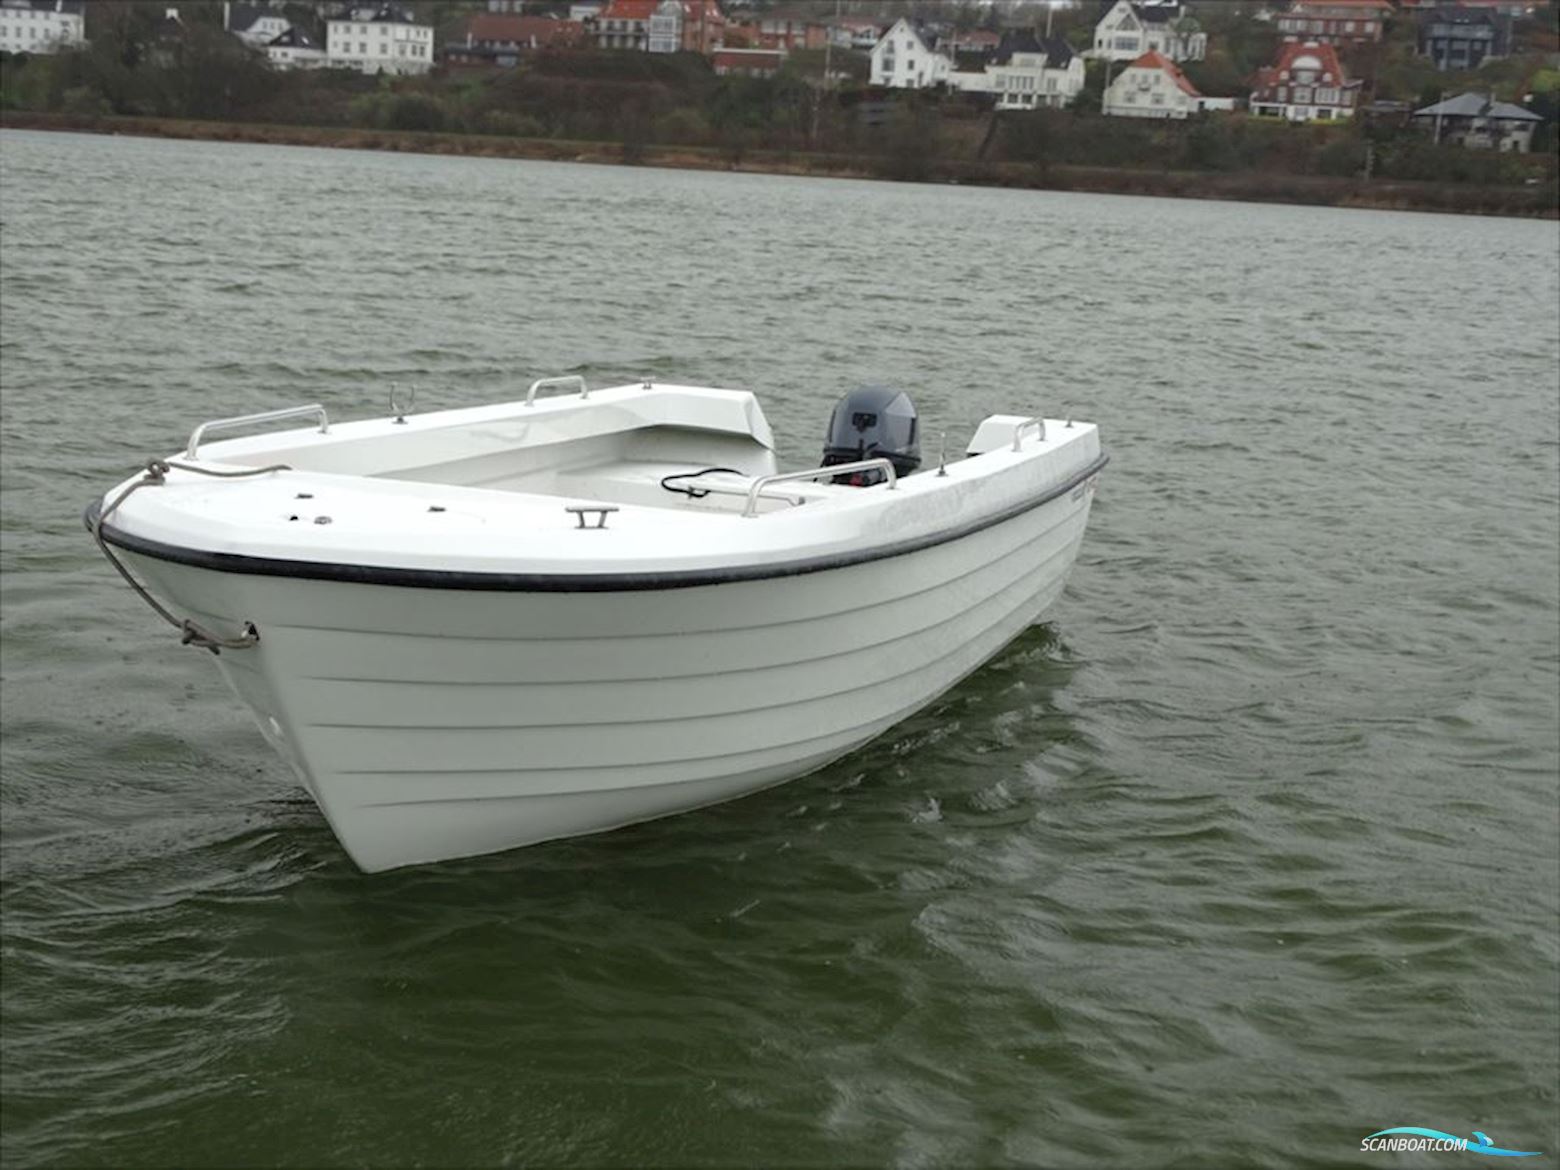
821,385,920,486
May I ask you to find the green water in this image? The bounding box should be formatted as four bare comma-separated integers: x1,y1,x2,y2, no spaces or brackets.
1,129,1557,1168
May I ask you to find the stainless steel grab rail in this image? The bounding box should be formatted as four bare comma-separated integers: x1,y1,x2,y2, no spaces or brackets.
742,458,897,518
185,404,329,460
526,376,588,406
1012,417,1046,451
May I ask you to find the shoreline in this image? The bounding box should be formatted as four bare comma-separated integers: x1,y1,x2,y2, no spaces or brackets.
3,110,1555,219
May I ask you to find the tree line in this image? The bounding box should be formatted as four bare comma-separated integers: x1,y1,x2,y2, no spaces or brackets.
1,2,1554,195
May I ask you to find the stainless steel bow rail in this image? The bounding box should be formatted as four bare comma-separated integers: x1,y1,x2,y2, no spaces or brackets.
1012,417,1046,451
525,376,589,406
186,404,328,460
742,458,897,518
91,458,290,653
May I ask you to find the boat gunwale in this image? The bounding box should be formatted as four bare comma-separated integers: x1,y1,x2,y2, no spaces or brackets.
84,454,1108,593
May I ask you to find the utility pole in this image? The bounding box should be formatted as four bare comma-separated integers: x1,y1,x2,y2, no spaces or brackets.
812,0,840,145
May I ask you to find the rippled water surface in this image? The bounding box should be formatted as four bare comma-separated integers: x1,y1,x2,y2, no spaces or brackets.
2,129,1557,1168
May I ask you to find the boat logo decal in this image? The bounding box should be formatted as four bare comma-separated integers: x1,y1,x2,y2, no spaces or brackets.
1360,1127,1541,1157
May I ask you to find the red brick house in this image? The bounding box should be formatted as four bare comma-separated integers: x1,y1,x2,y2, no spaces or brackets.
594,0,723,53
1250,40,1363,120
712,47,783,76
753,9,828,51
444,14,584,67
1275,0,1393,44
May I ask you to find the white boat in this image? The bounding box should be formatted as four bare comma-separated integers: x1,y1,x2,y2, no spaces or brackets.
87,378,1107,872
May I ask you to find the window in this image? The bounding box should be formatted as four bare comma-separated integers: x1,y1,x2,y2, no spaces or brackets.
359,41,367,53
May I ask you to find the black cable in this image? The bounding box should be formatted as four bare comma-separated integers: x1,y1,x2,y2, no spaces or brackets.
660,467,744,499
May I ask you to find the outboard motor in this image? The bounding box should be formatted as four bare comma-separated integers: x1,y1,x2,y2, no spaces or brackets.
821,385,920,486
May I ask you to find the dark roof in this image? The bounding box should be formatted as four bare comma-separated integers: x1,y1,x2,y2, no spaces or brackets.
1418,4,1502,24
1097,0,1185,24
1137,5,1180,25
913,21,943,51
993,30,1073,67
268,25,318,49
1413,92,1541,120
1124,0,1184,25
996,29,1042,60
227,3,270,32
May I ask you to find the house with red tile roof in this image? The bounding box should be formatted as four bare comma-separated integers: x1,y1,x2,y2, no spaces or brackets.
752,8,829,51
593,0,657,49
594,0,722,53
1249,41,1362,121
1101,49,1204,118
444,13,584,67
1276,0,1393,44
712,47,783,76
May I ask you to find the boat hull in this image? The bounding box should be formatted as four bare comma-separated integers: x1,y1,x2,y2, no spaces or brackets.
118,484,1097,872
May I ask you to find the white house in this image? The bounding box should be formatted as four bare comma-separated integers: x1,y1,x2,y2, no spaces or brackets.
267,25,326,69
947,32,1086,109
1412,92,1540,151
1102,49,1204,118
1090,0,1205,63
647,0,680,52
0,0,85,56
869,18,952,89
224,2,289,49
835,18,883,50
326,3,433,75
